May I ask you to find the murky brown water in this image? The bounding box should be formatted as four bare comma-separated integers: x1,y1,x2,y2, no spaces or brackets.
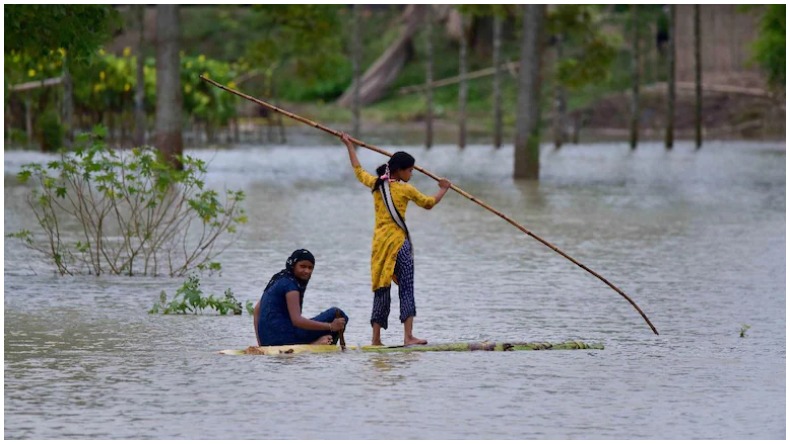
4,140,785,439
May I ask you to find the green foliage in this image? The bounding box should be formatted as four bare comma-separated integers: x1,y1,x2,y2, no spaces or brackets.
37,109,64,152
548,5,619,90
149,274,244,315
752,5,785,90
245,5,349,101
71,49,139,112
4,5,120,64
8,127,247,276
182,55,240,125
740,324,751,338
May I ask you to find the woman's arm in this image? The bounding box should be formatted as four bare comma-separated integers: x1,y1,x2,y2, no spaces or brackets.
340,132,360,168
285,291,346,332
253,300,261,346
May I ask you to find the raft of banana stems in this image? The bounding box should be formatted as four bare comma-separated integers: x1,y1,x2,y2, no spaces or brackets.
219,341,604,355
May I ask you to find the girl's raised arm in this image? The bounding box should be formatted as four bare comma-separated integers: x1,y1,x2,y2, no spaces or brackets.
340,133,360,168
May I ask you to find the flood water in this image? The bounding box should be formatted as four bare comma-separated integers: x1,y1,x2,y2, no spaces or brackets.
4,140,785,439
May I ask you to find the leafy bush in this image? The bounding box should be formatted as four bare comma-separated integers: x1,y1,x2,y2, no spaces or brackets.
8,126,247,276
149,274,244,315
37,109,64,152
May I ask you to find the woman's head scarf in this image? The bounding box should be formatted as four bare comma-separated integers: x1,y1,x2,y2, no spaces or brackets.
263,249,315,307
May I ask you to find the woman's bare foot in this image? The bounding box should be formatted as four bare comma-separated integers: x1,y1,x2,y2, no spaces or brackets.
371,341,385,346
404,336,427,346
311,335,333,345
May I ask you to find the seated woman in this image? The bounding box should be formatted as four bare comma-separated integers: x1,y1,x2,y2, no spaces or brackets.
253,249,348,346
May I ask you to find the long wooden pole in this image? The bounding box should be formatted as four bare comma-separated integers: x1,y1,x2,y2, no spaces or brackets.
199,75,659,336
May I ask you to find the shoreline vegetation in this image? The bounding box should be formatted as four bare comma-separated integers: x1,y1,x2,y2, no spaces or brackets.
4,5,784,151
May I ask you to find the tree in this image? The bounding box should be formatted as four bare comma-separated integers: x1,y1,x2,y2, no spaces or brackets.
457,13,468,149
155,5,183,169
134,5,147,146
4,5,118,61
424,7,435,149
246,5,347,101
694,5,702,149
665,5,676,150
514,5,545,180
351,4,362,137
545,5,617,149
5,5,119,149
492,14,504,149
629,5,640,150
752,4,785,93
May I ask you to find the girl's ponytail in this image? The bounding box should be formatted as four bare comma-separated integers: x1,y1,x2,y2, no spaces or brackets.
372,163,388,193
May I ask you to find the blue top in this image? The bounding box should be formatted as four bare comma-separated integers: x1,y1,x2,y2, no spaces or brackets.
257,276,302,346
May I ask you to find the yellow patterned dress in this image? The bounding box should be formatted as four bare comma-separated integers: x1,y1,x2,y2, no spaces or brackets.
354,165,436,291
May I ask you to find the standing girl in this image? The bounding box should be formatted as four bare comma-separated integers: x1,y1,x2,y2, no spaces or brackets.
340,133,451,346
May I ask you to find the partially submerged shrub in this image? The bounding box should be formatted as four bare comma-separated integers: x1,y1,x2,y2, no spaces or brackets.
8,126,247,276
149,274,244,315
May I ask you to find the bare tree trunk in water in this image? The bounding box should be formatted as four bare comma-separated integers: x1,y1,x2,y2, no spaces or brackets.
665,5,676,150
514,5,544,180
492,15,503,149
155,5,183,169
352,4,362,138
134,5,146,146
694,4,702,149
553,33,567,149
629,5,640,150
458,14,468,149
425,7,434,149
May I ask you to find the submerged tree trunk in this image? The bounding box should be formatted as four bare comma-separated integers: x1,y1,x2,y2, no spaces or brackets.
665,5,676,150
694,4,703,149
458,14,468,149
351,4,362,137
425,7,434,149
514,5,544,180
492,15,503,149
134,5,146,147
155,5,183,169
553,34,567,150
629,5,640,150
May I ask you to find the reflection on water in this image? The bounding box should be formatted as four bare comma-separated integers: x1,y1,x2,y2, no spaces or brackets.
4,141,785,439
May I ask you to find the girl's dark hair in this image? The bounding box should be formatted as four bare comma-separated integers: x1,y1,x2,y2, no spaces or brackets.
372,151,415,193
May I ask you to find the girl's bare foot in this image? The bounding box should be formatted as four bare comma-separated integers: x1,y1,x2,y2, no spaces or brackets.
404,336,427,346
371,341,385,346
311,335,333,345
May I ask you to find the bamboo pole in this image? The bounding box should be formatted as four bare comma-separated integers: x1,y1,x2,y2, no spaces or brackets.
199,75,659,336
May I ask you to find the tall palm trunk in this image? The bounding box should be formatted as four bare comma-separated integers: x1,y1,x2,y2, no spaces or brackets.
665,5,676,150
492,15,503,149
514,5,545,180
155,5,183,169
